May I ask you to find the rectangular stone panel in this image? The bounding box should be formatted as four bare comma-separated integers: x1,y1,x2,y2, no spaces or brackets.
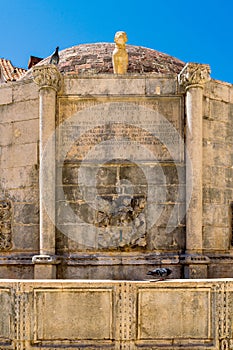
0,288,12,343
33,288,113,342
137,287,211,340
58,97,184,163
64,77,146,96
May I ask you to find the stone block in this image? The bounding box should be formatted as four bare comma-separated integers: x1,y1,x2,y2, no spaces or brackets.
147,184,185,204
184,264,208,279
0,99,38,123
13,81,38,102
0,165,38,189
1,143,38,168
0,266,33,279
147,202,179,228
12,225,39,251
203,120,228,141
203,204,229,227
203,141,232,167
64,76,146,95
203,226,230,250
147,224,185,250
203,165,226,187
120,164,147,186
0,123,13,146
139,164,185,185
145,77,177,95
13,119,39,144
203,186,224,204
13,203,39,225
57,224,97,250
57,185,82,202
205,80,230,102
56,201,84,225
8,187,39,203
210,99,229,123
34,264,56,279
0,86,12,105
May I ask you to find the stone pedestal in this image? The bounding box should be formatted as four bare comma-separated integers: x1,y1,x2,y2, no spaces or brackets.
32,65,62,278
32,255,60,279
182,254,210,279
179,63,211,278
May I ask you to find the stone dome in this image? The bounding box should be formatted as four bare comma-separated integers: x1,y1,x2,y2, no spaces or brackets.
22,43,185,78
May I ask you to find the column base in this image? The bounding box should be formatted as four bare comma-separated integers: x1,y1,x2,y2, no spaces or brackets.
181,254,210,279
32,255,60,279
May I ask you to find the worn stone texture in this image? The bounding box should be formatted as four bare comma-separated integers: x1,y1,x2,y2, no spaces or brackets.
202,84,233,255
0,279,231,349
56,95,185,257
0,46,232,279
0,85,12,105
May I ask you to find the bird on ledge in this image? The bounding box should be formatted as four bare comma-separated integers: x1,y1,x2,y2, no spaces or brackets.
147,267,172,281
50,46,59,65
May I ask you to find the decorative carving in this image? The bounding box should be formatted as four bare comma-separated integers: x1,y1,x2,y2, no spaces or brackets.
14,284,27,350
96,196,146,227
112,31,128,74
117,282,135,349
215,282,231,350
32,64,62,91
96,195,147,248
178,62,211,88
0,200,12,251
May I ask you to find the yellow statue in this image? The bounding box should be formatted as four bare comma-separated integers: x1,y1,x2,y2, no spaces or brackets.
112,31,128,74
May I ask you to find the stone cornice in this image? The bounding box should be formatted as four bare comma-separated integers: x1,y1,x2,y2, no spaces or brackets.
178,62,211,89
32,64,62,91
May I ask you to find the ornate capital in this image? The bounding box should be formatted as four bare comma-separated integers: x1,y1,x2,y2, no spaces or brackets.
32,64,62,91
178,63,211,89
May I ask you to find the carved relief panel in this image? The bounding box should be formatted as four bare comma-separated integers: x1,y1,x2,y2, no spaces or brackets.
0,200,12,251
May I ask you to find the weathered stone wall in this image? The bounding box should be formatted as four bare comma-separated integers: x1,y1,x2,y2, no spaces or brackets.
54,75,186,278
0,74,232,279
0,278,232,349
202,81,233,258
0,81,39,277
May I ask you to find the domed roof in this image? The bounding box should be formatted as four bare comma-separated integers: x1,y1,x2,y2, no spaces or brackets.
23,43,185,78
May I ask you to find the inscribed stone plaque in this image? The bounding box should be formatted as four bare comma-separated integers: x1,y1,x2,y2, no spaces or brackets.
34,289,113,341
58,98,183,163
137,288,211,340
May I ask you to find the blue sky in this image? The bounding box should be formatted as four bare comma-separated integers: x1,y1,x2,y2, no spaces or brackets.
1,0,232,83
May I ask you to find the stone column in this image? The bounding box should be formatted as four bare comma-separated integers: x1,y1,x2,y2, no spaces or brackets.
178,63,210,278
32,65,62,279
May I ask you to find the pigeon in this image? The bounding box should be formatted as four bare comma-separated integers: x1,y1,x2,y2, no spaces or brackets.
50,46,59,65
147,267,172,280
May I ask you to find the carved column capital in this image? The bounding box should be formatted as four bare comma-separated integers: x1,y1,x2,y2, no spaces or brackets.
32,64,62,91
178,63,211,89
